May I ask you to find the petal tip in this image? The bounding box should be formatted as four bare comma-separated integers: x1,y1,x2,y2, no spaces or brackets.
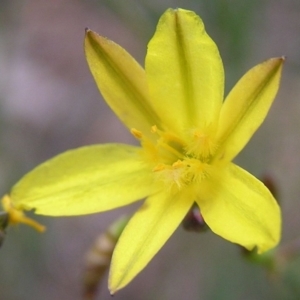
269,56,286,67
108,280,119,296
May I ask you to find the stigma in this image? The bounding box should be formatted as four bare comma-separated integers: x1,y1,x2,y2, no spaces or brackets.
186,127,217,160
131,125,214,191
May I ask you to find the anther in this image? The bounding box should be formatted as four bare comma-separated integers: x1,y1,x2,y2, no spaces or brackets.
130,128,143,139
1,195,46,232
153,164,166,172
172,160,183,168
151,125,158,133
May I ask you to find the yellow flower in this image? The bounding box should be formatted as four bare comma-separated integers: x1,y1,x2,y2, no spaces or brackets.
4,8,283,293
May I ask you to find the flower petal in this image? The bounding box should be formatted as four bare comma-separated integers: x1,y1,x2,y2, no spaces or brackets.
10,144,154,216
215,57,284,163
197,163,281,253
146,8,224,137
85,30,161,135
109,189,194,293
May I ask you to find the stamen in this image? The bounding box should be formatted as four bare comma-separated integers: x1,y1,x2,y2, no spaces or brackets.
172,160,184,168
153,164,166,172
156,165,184,189
131,128,143,139
158,141,184,160
1,195,46,232
151,125,158,133
142,125,212,190
186,128,217,159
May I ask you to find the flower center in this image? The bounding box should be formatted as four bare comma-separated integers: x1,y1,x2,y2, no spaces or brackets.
131,126,216,191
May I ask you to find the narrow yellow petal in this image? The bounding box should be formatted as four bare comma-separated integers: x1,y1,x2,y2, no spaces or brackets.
215,57,284,163
109,190,194,293
85,30,161,135
10,144,154,216
197,163,281,253
146,8,224,137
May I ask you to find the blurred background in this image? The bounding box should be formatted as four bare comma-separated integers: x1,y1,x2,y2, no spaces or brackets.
1,0,300,299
